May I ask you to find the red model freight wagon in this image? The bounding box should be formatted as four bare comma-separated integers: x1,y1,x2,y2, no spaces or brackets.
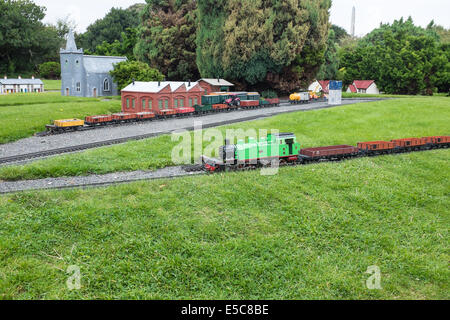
300,145,359,159
85,115,113,125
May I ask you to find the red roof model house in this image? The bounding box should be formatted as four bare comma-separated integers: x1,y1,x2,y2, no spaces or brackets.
308,80,330,93
347,80,380,94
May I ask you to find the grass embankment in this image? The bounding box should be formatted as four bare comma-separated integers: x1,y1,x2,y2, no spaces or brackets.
0,149,448,299
0,93,121,144
42,80,62,91
0,97,448,181
0,91,97,107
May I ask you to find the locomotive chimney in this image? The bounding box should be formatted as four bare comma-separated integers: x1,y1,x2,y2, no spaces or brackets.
132,78,135,85
158,81,160,86
188,79,191,87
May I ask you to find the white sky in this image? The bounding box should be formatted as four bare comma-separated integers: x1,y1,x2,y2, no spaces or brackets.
35,0,450,36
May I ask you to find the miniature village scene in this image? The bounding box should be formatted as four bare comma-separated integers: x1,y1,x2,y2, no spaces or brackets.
0,0,448,303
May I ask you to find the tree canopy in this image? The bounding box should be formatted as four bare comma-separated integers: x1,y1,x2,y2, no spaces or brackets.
77,7,141,52
196,0,331,92
110,60,165,91
135,0,199,81
339,17,449,94
0,0,64,75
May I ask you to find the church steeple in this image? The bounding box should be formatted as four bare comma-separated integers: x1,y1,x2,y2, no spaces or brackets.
60,29,83,54
66,29,77,51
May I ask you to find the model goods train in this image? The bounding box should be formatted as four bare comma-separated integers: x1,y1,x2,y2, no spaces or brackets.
45,91,285,134
201,134,450,172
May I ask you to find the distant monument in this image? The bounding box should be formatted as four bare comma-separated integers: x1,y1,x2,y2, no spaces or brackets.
60,30,127,98
351,6,356,37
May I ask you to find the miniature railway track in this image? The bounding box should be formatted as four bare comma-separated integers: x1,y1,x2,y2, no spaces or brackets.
0,100,377,166
35,98,383,137
1,145,446,195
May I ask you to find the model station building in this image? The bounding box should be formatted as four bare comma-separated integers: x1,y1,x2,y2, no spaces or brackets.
0,76,44,94
60,30,126,98
197,78,234,95
120,79,234,113
121,81,205,113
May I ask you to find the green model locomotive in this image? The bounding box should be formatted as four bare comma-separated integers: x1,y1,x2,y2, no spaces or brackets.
202,133,301,172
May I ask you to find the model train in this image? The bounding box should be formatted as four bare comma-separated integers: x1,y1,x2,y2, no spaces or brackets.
201,134,450,172
45,91,285,134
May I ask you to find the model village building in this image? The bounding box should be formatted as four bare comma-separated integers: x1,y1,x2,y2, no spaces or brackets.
60,30,126,98
308,80,330,94
347,80,380,94
197,78,234,95
0,76,44,94
121,81,205,113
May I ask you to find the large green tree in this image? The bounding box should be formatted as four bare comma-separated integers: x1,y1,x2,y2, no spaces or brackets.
0,0,62,74
339,17,449,94
92,28,138,61
135,0,199,81
316,28,339,80
110,60,165,91
77,7,141,52
196,0,331,92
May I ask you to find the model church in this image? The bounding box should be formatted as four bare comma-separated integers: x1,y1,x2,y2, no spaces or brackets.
60,30,126,98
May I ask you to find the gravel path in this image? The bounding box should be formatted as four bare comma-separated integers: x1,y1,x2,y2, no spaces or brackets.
0,99,376,159
0,166,204,194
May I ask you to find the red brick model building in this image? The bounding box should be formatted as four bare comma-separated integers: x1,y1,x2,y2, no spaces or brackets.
121,81,205,113
197,78,234,95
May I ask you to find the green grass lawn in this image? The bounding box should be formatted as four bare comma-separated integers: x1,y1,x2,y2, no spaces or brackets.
1,97,448,181
42,80,62,91
341,92,417,98
0,93,121,144
0,149,448,299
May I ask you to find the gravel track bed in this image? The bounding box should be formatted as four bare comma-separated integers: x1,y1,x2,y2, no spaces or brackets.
0,99,376,160
0,166,204,194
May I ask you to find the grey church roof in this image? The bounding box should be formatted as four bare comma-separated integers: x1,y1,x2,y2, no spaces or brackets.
0,78,43,85
83,55,127,74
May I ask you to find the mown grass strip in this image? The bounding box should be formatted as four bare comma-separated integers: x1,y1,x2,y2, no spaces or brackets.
0,150,448,299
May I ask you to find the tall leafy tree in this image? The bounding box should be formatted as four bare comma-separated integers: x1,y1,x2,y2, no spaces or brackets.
110,60,164,91
0,0,62,74
316,29,339,80
196,0,331,92
135,0,199,81
339,17,449,94
77,7,141,52
331,25,349,43
92,28,138,61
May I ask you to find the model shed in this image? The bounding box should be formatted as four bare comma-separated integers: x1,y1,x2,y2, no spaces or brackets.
197,79,234,95
121,81,205,113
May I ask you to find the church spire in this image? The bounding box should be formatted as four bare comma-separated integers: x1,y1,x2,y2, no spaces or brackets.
65,29,78,51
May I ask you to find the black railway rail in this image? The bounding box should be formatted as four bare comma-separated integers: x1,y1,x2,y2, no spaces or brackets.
0,143,446,194
0,100,376,166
